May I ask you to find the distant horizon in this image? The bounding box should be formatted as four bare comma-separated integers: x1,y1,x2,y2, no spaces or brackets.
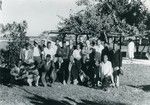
0,0,150,36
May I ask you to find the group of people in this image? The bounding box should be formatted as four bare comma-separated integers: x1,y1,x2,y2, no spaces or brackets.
10,37,123,91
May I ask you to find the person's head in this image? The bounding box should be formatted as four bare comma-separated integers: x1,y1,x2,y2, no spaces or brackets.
47,41,51,49
69,40,73,45
25,43,30,50
55,39,59,45
62,41,66,47
104,42,109,48
97,39,102,45
103,55,108,63
77,44,80,50
41,40,45,45
83,43,87,48
114,43,119,51
91,41,95,47
46,54,51,62
18,59,22,67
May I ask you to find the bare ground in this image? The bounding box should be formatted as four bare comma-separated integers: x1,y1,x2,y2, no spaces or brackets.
0,64,150,105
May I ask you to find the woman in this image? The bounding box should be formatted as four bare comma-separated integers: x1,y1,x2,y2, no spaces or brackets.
127,39,135,60
100,55,115,91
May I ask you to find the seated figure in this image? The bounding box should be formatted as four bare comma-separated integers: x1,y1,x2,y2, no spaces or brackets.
10,60,40,86
100,55,115,91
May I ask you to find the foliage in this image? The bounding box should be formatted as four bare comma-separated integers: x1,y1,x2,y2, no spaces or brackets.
1,21,29,66
58,0,150,38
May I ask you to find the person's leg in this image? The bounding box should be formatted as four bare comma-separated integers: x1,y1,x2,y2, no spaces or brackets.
116,74,120,87
34,75,40,86
61,60,67,85
27,75,33,86
64,59,70,84
73,59,79,85
41,72,47,87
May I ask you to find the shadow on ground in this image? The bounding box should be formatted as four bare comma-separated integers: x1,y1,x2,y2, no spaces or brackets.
128,85,150,92
0,67,11,85
26,93,129,105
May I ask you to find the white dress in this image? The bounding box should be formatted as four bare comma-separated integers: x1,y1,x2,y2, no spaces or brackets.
127,41,135,59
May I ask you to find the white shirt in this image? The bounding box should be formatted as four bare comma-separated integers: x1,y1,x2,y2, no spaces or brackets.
44,47,56,60
52,44,58,54
33,46,40,57
25,50,29,60
73,49,81,60
100,61,113,78
93,44,104,54
128,41,135,53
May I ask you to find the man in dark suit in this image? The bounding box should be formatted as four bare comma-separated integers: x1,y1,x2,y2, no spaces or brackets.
113,44,122,88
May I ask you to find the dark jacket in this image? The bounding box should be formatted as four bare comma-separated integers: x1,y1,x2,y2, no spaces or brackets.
113,49,122,68
101,47,109,62
56,46,70,59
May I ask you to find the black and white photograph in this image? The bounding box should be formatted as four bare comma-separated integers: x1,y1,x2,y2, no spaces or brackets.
0,0,150,105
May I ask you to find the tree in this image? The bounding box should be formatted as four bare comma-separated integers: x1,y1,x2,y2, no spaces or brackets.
1,21,29,66
58,0,149,39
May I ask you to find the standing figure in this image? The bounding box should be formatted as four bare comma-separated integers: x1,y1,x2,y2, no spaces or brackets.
60,41,70,85
127,39,135,60
146,46,150,60
113,44,123,87
39,39,46,60
33,40,41,69
72,44,82,85
93,39,104,86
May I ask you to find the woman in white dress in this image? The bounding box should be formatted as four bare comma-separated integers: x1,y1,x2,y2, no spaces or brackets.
127,39,135,60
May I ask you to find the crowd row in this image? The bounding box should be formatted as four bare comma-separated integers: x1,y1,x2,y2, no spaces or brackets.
10,38,123,91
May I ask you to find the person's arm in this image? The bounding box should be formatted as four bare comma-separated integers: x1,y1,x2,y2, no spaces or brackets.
119,50,122,67
72,50,76,59
109,62,115,84
99,63,103,81
43,48,46,60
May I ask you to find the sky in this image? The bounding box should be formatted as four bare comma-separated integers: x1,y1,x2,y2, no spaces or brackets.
0,0,150,36
0,0,79,36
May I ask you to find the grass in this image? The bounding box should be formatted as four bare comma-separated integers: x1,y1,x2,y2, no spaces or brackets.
0,64,150,105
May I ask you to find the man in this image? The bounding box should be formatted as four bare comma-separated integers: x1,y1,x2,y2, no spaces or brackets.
72,44,82,85
94,39,104,86
100,55,115,91
33,40,41,69
113,44,123,87
39,39,46,60
101,42,109,62
59,41,70,85
43,41,57,61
